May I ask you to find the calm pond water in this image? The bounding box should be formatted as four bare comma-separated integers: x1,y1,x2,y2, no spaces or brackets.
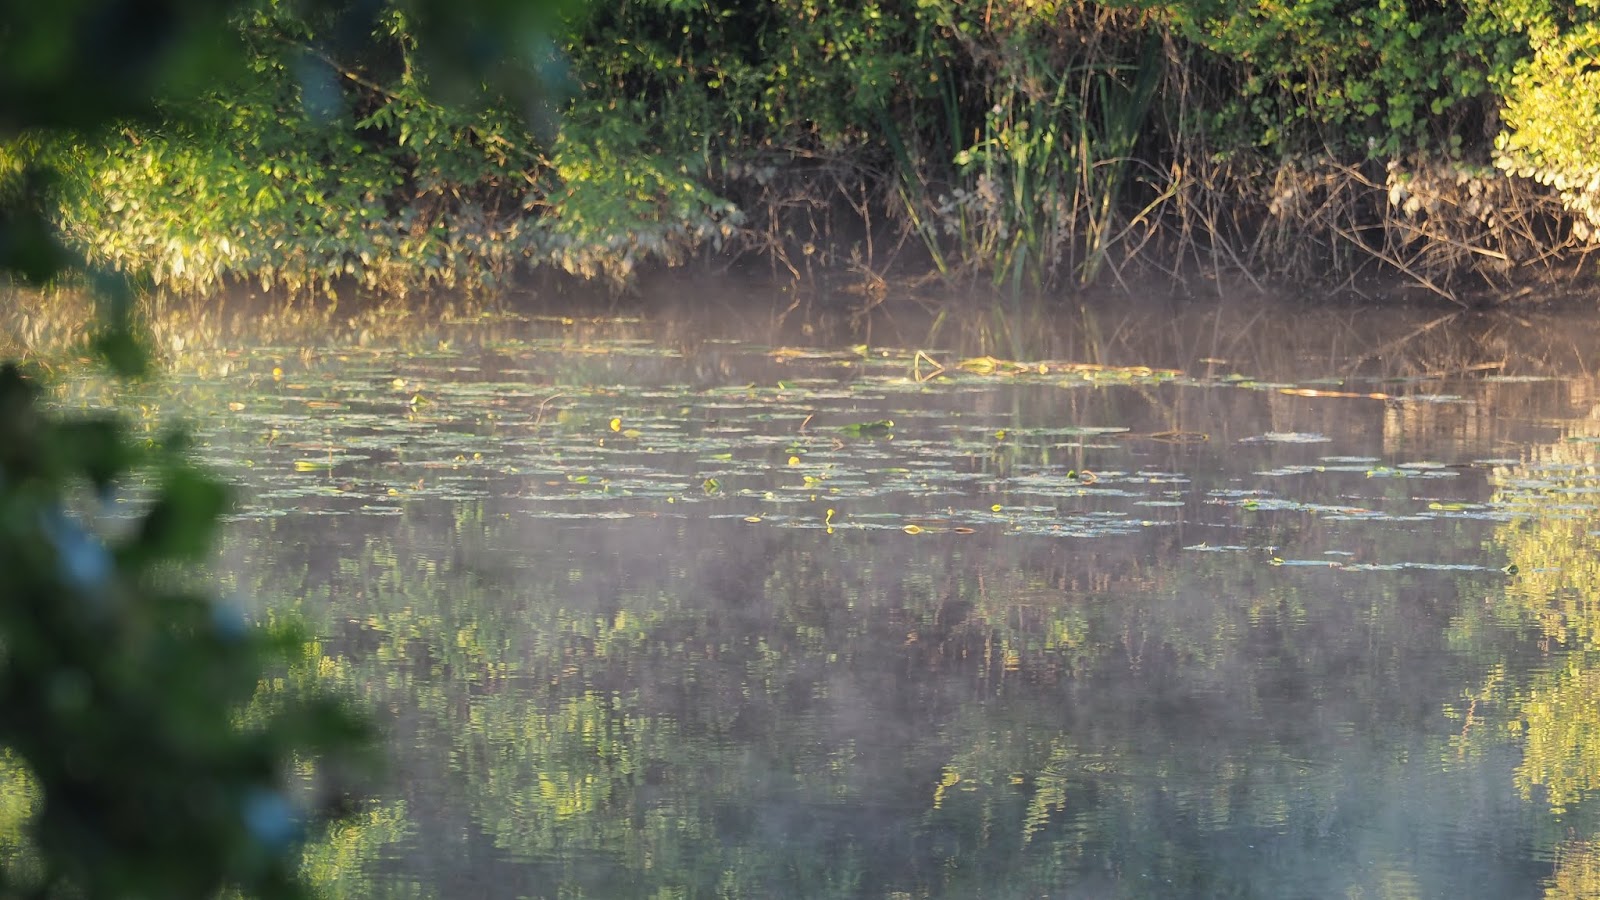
38,288,1600,898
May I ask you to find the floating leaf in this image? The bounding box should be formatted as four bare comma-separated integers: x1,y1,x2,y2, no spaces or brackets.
838,420,895,437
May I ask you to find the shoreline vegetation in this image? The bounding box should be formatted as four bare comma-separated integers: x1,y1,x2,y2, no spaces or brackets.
7,0,1600,307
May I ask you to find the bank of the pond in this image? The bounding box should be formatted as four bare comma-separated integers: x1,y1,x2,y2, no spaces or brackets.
10,0,1600,306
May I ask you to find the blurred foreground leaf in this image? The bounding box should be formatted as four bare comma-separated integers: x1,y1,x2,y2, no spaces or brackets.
0,363,374,899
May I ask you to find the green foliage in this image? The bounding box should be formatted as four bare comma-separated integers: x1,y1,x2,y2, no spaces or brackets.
18,0,1600,293
1495,17,1600,237
0,3,584,898
565,0,947,155
928,12,1163,287
564,1,1170,286
553,0,1600,286
0,364,371,899
32,0,742,297
543,114,742,284
0,0,240,133
40,2,550,297
0,140,70,287
1166,0,1521,157
0,0,572,134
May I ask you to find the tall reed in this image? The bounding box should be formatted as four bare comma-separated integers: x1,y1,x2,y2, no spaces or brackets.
891,6,1163,291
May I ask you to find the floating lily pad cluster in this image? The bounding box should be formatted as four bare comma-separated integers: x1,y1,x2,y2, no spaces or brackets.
36,321,1534,577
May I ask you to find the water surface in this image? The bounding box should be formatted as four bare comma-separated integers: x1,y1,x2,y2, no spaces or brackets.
64,290,1600,898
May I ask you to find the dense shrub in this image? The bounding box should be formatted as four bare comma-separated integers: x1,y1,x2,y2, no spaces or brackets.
25,0,1600,296
1495,18,1600,237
